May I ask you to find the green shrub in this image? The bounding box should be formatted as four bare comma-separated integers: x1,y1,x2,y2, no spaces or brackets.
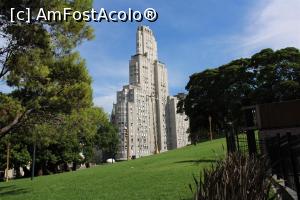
190,153,276,200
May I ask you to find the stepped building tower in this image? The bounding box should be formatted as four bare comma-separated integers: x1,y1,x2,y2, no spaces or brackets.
111,26,189,159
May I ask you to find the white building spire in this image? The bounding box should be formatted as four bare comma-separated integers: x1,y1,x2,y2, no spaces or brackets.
136,26,158,61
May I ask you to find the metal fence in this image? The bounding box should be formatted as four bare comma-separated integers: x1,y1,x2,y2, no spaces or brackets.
226,131,300,199
264,133,300,199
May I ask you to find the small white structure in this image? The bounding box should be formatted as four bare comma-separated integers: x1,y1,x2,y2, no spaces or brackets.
106,158,115,163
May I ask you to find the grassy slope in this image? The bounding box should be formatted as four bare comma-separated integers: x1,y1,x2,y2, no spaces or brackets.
0,138,225,200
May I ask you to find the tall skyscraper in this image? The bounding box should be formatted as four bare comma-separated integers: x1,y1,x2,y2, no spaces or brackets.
112,26,189,159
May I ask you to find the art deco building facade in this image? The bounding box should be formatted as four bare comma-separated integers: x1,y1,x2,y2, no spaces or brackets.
167,94,190,150
112,26,189,159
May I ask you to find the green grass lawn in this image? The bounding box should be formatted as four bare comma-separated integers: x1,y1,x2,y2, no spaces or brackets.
0,138,225,200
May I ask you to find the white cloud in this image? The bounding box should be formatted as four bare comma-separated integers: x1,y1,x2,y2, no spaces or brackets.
0,83,12,93
0,36,9,93
238,0,300,55
0,38,5,48
0,32,7,46
0,32,9,51
167,69,188,90
90,59,128,79
93,83,121,96
93,94,116,114
92,82,124,114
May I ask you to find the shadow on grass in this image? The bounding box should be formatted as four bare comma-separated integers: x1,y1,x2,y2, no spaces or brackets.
0,184,28,197
174,159,217,164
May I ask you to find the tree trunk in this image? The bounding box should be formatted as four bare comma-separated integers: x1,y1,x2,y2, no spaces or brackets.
63,163,70,172
22,167,31,177
47,163,58,174
85,162,90,168
72,162,77,171
15,165,22,178
0,114,22,137
37,169,43,176
34,163,43,176
0,109,32,138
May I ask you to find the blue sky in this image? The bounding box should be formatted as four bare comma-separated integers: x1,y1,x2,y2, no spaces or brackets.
76,0,300,113
1,0,300,113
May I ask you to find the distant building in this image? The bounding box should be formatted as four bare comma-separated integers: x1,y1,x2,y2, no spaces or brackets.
167,94,190,150
111,26,189,159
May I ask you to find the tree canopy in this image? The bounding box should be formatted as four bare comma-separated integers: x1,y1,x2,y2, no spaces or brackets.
179,47,300,143
0,0,120,177
0,107,118,176
0,0,94,137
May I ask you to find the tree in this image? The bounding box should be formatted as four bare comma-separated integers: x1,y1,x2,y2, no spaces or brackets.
180,47,300,143
0,1,121,177
0,94,24,135
95,123,120,162
0,136,31,178
0,107,113,176
0,0,94,137
65,107,109,168
250,48,300,103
